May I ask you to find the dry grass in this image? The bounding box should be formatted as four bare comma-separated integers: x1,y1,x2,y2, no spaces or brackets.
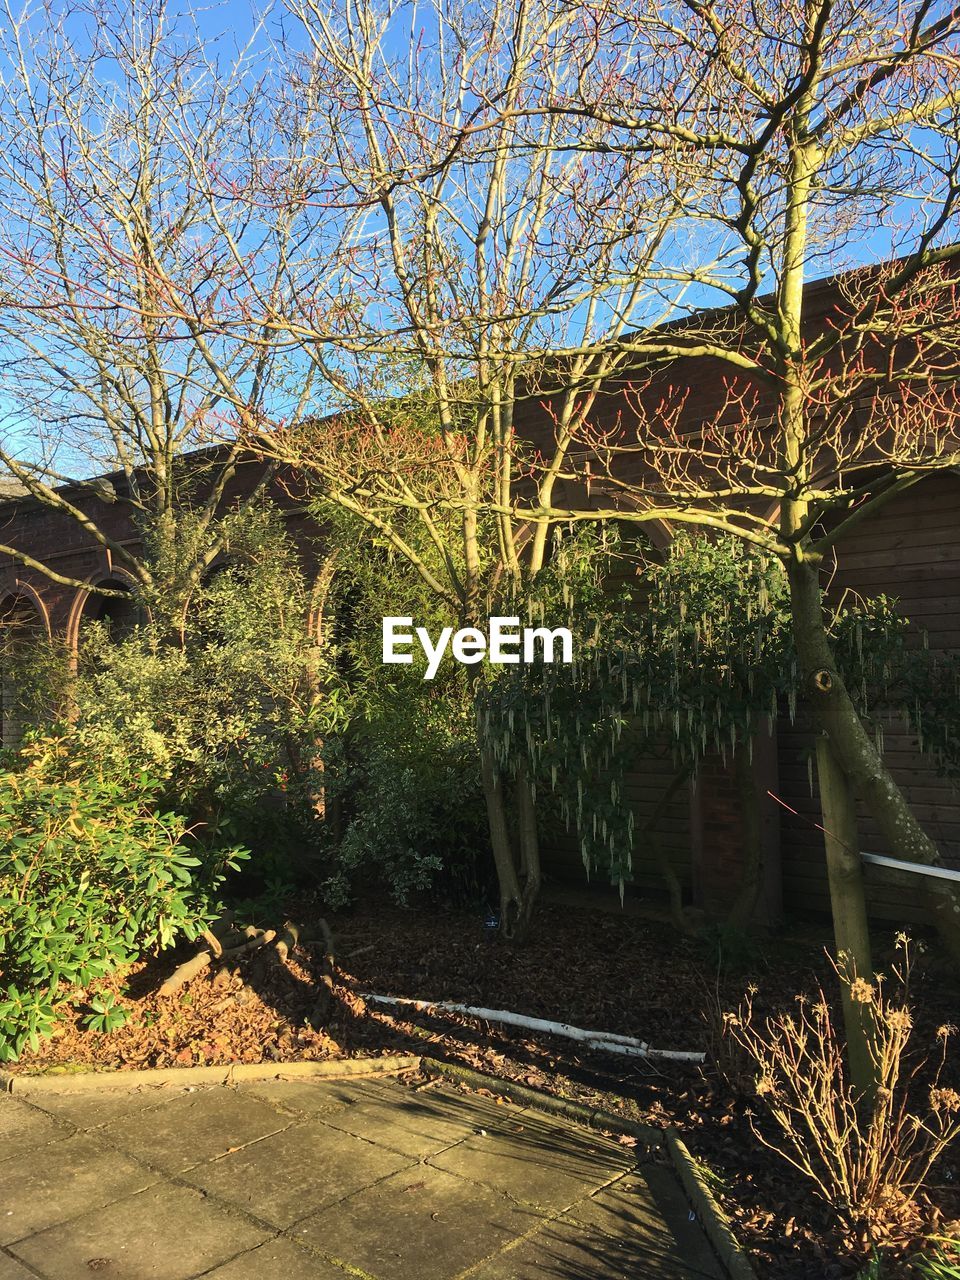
726,939,960,1244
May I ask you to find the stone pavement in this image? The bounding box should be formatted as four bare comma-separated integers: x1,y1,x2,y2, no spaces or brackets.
0,1073,724,1279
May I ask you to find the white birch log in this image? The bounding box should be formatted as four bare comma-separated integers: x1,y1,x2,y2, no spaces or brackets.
360,993,705,1063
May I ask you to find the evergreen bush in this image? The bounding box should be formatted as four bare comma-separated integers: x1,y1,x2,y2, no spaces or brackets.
0,738,247,1060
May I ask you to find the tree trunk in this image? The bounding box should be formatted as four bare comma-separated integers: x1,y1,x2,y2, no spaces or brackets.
479,742,528,936
815,734,877,1098
473,669,538,939
788,555,960,964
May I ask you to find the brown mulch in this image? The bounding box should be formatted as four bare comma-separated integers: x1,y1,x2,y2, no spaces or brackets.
10,897,960,1278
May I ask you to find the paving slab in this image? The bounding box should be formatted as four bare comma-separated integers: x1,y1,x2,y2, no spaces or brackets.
466,1217,671,1280
0,1131,159,1246
181,1117,412,1227
427,1104,635,1212
0,1251,38,1280
0,1096,68,1148
317,1084,498,1158
564,1167,724,1278
299,1162,544,1280
203,1236,348,1279
238,1078,376,1117
100,1087,291,1173
467,1178,725,1280
19,1084,186,1132
9,1182,269,1280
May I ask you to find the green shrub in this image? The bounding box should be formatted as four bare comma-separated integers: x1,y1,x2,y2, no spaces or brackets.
4,507,334,897
316,513,493,908
0,738,247,1060
322,739,490,908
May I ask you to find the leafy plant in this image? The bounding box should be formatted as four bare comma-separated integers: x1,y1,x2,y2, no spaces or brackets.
316,509,493,908
481,528,960,913
479,528,796,901
854,1250,886,1279
725,939,960,1243
0,737,247,1060
82,991,129,1035
321,740,490,908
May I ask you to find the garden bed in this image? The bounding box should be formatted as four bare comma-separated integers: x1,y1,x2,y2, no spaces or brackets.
10,898,960,1277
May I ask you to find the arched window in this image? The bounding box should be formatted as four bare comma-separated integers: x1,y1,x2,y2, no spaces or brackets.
71,577,144,651
0,592,47,749
84,580,143,641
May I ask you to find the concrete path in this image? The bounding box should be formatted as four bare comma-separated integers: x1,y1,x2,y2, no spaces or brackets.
0,1073,724,1279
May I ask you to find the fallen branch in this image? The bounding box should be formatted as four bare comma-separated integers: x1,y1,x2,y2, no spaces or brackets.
250,922,303,986
157,926,276,996
307,918,336,1029
158,949,212,996
221,929,276,960
200,928,223,959
359,994,705,1064
274,921,300,964
343,943,376,961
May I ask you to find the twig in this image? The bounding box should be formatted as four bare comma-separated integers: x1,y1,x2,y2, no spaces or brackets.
157,925,277,996
343,943,376,961
221,929,276,959
307,918,336,1029
201,928,223,959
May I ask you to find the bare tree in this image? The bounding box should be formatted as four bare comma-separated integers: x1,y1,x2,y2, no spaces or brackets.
514,0,960,1083
0,0,309,627
254,0,960,1051
255,0,704,931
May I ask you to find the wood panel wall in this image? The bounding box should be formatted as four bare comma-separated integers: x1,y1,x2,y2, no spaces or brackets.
778,472,960,922
545,745,692,897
